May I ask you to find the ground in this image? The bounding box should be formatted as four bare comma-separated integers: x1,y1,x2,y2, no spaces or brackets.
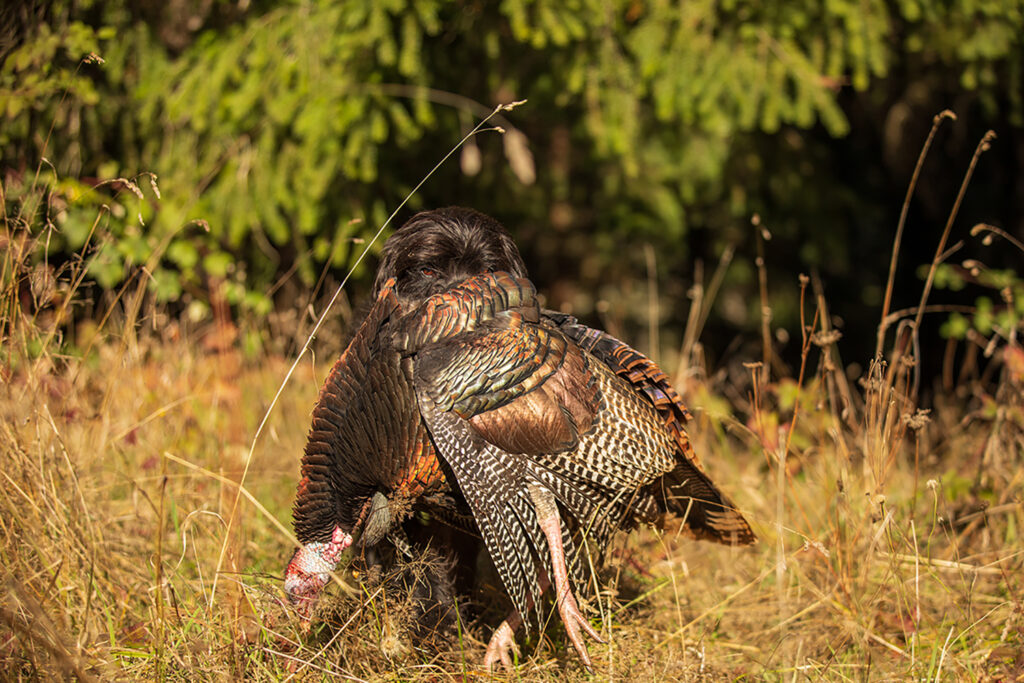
2,306,1022,681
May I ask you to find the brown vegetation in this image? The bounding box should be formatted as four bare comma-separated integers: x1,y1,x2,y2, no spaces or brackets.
2,132,1023,680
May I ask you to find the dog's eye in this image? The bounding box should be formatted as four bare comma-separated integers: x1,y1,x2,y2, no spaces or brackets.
420,267,439,278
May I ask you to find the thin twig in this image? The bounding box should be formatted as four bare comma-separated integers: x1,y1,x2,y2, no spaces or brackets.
971,223,1024,254
753,215,772,381
910,130,996,397
644,243,660,361
877,110,956,357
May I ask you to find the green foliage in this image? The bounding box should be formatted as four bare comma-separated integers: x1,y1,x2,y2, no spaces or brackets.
933,260,1024,341
0,20,108,149
2,0,1022,333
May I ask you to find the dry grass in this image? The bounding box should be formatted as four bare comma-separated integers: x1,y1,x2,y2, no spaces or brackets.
3,133,1024,681
3,277,1022,682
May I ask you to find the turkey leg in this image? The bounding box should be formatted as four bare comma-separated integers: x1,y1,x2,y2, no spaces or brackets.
484,485,604,671
529,483,604,670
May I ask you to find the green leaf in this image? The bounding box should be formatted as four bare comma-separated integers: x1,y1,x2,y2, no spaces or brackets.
166,240,199,271
940,312,970,339
203,251,234,278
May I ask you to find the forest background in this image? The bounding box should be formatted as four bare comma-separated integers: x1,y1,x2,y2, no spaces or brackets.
2,0,1024,680
4,0,1022,368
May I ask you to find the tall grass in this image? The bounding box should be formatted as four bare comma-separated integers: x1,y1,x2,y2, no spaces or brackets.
1,119,1022,681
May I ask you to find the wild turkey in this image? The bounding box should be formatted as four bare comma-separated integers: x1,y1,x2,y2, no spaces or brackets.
284,207,756,670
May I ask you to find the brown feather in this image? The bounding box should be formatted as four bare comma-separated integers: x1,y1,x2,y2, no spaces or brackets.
468,341,598,455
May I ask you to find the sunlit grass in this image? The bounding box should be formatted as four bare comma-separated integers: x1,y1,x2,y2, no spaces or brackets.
2,305,1021,680
2,156,1023,680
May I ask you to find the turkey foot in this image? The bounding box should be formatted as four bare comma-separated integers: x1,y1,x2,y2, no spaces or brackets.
484,576,544,671
529,484,604,672
483,610,522,671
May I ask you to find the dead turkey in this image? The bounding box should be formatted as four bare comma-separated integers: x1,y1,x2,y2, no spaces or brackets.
284,207,755,670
